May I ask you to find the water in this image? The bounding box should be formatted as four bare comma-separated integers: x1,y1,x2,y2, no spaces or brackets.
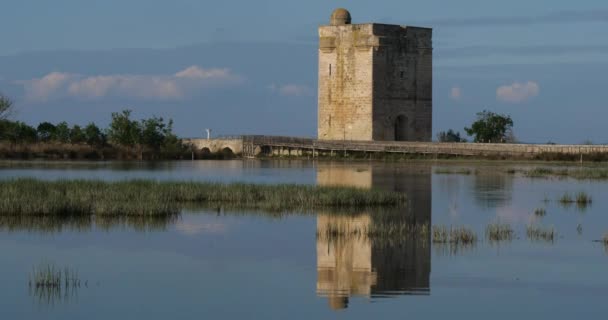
1,160,607,319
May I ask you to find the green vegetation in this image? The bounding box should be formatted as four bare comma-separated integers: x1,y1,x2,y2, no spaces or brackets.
534,208,547,217
526,225,555,242
0,95,186,159
316,221,429,243
29,262,81,305
520,167,608,180
464,110,514,143
559,193,574,205
0,214,178,233
434,168,472,175
485,223,514,242
0,179,408,216
432,225,477,244
575,192,592,205
0,93,13,120
558,191,592,209
29,263,80,289
437,129,467,142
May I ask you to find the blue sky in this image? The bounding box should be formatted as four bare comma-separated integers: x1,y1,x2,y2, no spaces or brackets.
1,0,607,143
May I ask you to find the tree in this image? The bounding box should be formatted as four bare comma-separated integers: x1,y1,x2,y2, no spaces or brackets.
0,94,14,120
37,122,57,142
464,110,513,143
54,121,71,143
160,119,185,157
437,129,466,142
140,116,166,151
84,122,105,146
70,125,86,144
107,110,141,146
0,120,37,143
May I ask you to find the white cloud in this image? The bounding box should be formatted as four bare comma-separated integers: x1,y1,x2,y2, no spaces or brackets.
19,66,242,102
496,81,540,103
450,86,462,100
268,83,314,97
21,72,73,102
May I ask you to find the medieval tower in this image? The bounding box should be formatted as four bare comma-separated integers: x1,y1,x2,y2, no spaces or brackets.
317,8,433,141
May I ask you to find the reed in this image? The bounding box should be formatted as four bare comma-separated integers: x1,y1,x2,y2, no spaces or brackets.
534,208,547,217
432,225,477,244
28,262,81,306
575,192,592,205
559,193,574,205
485,223,514,242
29,263,79,289
526,225,555,242
0,179,408,216
520,167,608,180
317,221,428,239
434,168,472,175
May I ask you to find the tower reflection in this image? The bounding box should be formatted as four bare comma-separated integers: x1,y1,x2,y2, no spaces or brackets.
316,163,431,310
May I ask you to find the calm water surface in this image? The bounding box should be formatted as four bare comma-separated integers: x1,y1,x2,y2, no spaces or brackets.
1,160,607,319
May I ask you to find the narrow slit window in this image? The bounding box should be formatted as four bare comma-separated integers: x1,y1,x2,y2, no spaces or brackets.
329,64,332,76
400,71,404,79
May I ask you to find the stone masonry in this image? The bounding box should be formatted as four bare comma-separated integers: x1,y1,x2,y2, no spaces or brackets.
318,8,432,141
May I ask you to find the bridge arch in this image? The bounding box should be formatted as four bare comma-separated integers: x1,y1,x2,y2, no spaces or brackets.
220,147,236,159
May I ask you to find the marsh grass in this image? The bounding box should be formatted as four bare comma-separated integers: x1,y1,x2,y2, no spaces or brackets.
534,208,547,217
520,167,608,180
29,263,82,306
485,223,514,242
0,214,178,233
559,193,574,206
0,179,408,216
558,192,592,209
317,222,429,239
526,225,555,242
432,225,477,244
575,192,592,205
434,168,472,175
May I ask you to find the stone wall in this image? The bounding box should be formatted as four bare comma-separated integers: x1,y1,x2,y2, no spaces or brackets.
317,23,432,142
318,24,374,141
372,25,432,142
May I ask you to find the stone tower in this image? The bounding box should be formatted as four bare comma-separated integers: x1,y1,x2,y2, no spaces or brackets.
317,8,433,141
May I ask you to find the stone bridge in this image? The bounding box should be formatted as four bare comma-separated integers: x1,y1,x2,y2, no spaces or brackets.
183,135,608,159
182,137,243,156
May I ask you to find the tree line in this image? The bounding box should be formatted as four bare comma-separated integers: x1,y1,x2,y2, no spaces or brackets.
0,94,183,154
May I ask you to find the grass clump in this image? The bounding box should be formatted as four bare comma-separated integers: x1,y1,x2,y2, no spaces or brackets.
29,263,79,289
434,168,472,175
526,225,555,242
558,192,592,209
485,223,514,242
575,192,592,205
559,193,574,205
28,262,82,305
521,167,608,180
534,208,547,217
317,221,429,245
432,225,477,244
0,179,408,216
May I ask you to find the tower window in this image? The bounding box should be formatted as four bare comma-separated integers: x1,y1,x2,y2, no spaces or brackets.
329,64,332,76
400,71,404,79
